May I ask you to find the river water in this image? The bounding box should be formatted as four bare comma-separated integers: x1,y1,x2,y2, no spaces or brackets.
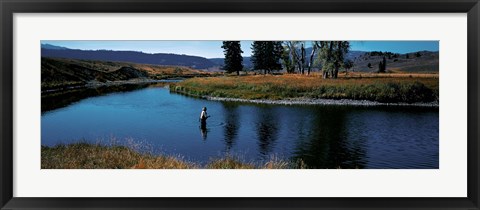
41,84,439,169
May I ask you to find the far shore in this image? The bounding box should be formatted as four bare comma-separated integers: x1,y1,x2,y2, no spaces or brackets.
42,78,180,94
43,78,439,107
170,74,439,107
173,89,439,107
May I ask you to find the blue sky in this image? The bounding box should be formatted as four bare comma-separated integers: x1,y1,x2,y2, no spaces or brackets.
41,40,439,58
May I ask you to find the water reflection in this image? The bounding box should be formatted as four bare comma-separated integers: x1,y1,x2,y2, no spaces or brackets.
222,103,240,152
199,122,208,141
255,107,279,158
293,106,367,169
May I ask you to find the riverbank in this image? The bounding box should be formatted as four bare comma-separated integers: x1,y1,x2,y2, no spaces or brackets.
41,143,306,169
170,74,439,106
42,78,177,94
184,94,438,107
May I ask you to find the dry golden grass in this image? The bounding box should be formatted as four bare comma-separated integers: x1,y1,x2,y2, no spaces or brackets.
206,157,256,169
131,64,209,76
41,143,193,169
175,74,438,89
47,57,211,76
41,143,307,169
338,71,439,79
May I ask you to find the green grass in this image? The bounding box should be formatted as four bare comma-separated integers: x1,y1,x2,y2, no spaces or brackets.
170,74,439,103
41,143,306,169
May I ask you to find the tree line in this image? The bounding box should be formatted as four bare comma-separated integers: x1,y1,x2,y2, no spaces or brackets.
221,41,352,79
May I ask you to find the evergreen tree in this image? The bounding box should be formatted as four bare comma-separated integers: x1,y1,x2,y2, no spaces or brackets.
382,56,387,72
379,61,384,73
378,56,387,73
251,41,283,74
221,41,243,75
270,41,284,71
251,41,265,72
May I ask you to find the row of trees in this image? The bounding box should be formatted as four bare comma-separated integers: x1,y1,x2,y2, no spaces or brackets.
221,41,352,79
251,41,283,75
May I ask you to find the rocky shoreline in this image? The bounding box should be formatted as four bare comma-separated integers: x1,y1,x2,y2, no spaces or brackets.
172,90,439,107
207,96,439,107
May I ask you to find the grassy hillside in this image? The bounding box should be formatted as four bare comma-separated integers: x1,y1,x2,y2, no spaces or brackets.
41,57,211,90
351,51,438,73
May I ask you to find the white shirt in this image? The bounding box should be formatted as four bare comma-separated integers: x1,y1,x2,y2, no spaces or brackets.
200,111,207,120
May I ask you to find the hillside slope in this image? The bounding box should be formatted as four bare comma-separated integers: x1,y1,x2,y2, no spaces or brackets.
41,57,209,90
350,51,439,73
41,47,217,69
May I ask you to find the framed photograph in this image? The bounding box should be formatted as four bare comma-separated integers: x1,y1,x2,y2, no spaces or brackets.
1,0,479,209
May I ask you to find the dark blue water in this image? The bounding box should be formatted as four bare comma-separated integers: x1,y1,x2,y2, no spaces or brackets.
41,85,439,169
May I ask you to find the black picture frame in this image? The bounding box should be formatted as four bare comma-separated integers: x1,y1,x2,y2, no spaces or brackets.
1,0,479,209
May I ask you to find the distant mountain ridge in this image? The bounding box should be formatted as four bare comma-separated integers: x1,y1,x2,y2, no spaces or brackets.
41,44,217,69
41,44,70,50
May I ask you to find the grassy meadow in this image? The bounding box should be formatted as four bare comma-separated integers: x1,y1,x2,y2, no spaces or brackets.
170,73,439,104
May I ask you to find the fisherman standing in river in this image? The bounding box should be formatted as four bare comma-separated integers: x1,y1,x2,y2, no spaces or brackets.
199,107,210,141
199,107,210,127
